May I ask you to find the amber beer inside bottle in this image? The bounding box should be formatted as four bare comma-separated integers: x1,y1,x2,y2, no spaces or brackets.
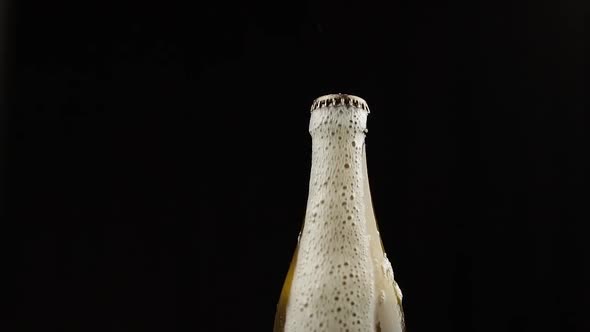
274,94,405,332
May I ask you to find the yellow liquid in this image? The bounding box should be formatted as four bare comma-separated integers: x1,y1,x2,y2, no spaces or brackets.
274,243,299,332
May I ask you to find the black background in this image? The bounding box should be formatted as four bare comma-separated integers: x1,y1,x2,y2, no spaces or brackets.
5,0,588,331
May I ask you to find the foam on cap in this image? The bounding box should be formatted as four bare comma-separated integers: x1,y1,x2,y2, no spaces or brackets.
310,94,370,113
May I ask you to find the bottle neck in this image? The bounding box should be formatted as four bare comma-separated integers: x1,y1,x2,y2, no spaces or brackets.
304,104,370,236
279,95,404,331
285,103,379,331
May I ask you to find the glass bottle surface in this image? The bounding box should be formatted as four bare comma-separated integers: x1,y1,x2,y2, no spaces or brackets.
274,94,405,332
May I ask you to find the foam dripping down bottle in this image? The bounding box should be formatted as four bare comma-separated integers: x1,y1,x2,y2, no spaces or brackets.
274,94,405,332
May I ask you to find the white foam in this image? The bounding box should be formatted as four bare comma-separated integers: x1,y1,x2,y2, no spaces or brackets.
282,95,404,332
285,102,375,332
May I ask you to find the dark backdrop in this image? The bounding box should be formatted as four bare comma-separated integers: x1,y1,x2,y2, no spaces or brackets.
6,0,588,331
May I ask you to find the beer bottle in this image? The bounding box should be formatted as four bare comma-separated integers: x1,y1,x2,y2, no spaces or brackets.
274,94,405,332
